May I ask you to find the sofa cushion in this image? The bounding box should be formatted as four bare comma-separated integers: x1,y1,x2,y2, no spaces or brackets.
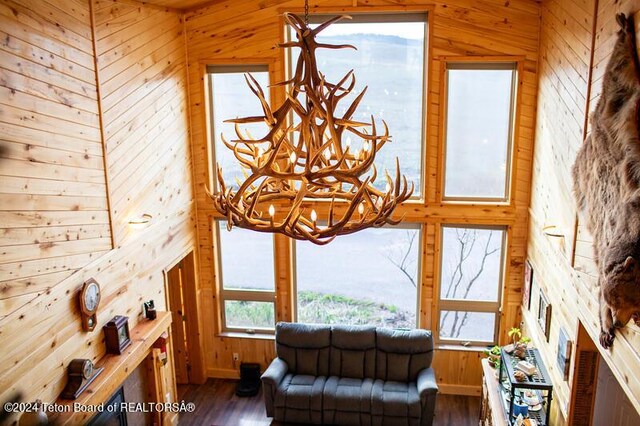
371,379,421,418
276,322,331,376
330,325,376,379
376,328,433,382
274,374,326,424
323,376,374,425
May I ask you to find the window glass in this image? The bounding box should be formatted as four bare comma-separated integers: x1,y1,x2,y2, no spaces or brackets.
438,311,496,342
224,301,275,329
218,222,275,291
439,227,504,302
444,65,515,199
209,67,270,190
291,17,426,197
296,226,420,327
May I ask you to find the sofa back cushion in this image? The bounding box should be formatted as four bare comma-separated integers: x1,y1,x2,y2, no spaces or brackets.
375,328,433,382
329,325,376,379
276,322,331,376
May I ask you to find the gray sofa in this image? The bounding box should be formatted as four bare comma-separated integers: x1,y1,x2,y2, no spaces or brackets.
261,322,438,425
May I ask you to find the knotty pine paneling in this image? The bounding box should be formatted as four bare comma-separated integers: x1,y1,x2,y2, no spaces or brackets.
525,0,640,423
93,0,192,244
0,0,111,315
0,1,196,424
186,0,540,392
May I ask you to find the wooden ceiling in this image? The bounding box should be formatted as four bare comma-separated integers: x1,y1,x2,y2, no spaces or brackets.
142,0,216,10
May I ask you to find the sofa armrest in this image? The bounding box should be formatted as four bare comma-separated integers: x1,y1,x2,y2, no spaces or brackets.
417,367,438,399
261,358,288,418
261,357,288,387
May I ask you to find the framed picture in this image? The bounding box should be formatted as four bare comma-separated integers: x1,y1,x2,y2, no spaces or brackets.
537,290,552,342
557,327,573,381
523,260,533,310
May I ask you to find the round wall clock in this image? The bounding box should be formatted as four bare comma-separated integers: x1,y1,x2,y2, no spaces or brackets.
80,278,101,331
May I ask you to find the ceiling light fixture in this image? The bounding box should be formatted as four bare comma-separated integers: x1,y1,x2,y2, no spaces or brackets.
208,8,413,245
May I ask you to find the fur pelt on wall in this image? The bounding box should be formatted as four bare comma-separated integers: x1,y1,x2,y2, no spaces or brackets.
572,13,640,349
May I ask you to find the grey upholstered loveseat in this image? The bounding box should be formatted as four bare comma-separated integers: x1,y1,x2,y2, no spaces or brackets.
261,322,438,425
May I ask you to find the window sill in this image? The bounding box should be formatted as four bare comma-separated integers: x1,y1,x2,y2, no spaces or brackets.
436,343,490,352
217,331,275,340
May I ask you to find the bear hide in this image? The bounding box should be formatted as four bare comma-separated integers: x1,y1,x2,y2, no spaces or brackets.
572,13,640,349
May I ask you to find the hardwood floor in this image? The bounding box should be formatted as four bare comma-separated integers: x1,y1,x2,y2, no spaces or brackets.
177,379,480,426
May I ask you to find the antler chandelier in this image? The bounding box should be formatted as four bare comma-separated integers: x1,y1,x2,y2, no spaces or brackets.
209,12,413,245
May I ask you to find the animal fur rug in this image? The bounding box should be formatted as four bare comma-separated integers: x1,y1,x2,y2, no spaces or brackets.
572,13,640,348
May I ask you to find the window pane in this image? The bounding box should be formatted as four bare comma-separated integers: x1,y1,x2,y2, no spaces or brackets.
224,300,274,329
438,311,495,342
440,227,504,302
209,68,270,190
218,222,274,290
296,227,419,327
444,67,514,199
291,20,425,197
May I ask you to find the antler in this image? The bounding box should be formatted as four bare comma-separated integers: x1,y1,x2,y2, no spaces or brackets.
210,12,413,244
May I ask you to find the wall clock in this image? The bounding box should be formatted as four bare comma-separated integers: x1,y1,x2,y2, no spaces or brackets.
80,278,101,332
60,359,104,400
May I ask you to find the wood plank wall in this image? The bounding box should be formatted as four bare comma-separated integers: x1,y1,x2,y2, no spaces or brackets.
185,0,541,393
525,0,640,423
0,1,196,424
0,0,112,317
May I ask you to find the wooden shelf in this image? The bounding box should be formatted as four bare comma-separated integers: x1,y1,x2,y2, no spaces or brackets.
481,358,509,426
52,312,172,425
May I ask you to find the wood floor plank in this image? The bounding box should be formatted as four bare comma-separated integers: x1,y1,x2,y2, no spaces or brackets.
177,379,481,426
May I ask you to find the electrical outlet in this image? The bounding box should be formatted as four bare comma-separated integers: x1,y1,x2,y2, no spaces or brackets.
233,353,239,362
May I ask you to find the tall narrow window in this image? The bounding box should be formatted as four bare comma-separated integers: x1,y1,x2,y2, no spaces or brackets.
289,14,427,197
207,65,270,190
443,63,517,200
295,226,421,328
437,225,506,345
215,221,276,333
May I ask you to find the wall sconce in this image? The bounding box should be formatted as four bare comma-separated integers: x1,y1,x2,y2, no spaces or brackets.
542,225,564,238
128,213,152,229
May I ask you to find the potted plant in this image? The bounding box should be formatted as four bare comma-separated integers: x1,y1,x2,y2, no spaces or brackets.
508,327,530,359
483,345,502,369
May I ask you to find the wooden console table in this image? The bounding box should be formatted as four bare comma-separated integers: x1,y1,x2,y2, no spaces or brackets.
480,358,509,426
52,312,176,425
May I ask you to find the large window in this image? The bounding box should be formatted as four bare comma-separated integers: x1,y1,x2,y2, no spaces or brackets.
443,63,517,201
291,14,427,197
437,225,506,345
295,226,421,328
207,65,270,190
215,221,276,333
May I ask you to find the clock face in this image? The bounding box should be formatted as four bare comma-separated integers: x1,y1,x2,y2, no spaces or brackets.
82,359,94,380
84,282,100,312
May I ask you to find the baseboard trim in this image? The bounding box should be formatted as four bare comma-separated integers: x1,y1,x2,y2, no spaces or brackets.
438,384,481,396
207,369,480,396
208,368,239,379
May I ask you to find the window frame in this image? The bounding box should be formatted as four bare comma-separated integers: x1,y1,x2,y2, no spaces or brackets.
435,224,507,347
285,12,430,200
440,60,519,204
213,219,277,335
292,222,424,329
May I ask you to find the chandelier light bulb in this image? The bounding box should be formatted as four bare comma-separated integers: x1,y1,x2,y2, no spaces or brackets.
358,202,365,215
345,136,352,148
311,209,317,222
324,149,331,160
290,152,297,164
269,204,275,217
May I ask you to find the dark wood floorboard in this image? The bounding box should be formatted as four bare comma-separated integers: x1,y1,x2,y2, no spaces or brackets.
178,379,480,426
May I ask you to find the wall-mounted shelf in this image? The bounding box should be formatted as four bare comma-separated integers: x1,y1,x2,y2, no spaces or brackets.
52,312,172,425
